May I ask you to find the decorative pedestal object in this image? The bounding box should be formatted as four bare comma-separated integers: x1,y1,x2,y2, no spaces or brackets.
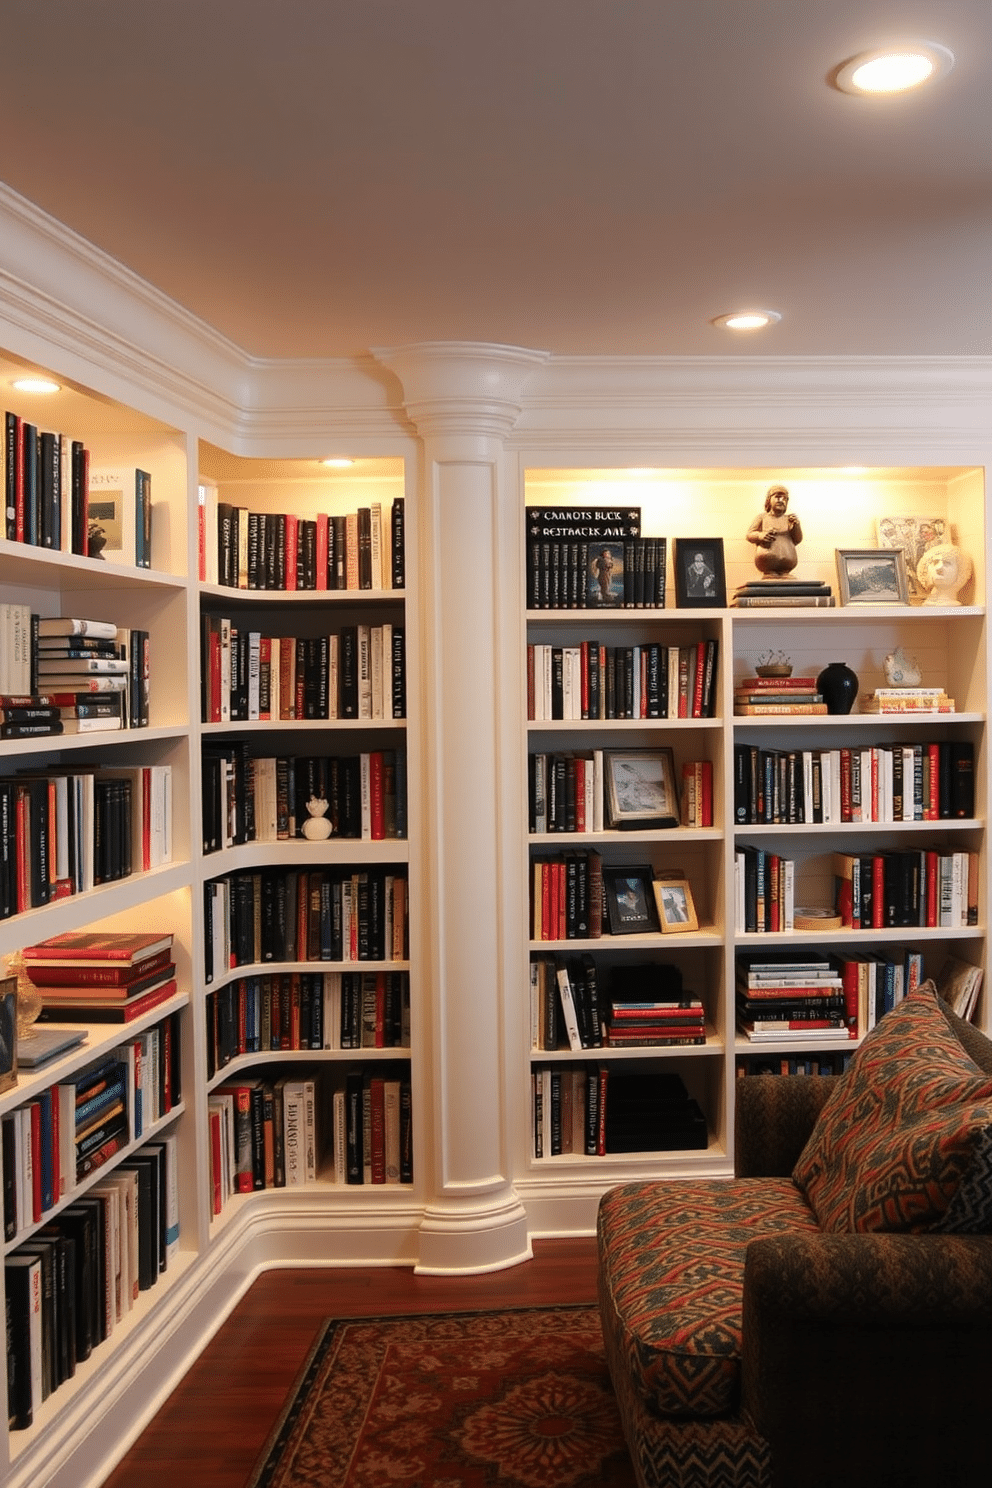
301,798,333,841
817,661,859,715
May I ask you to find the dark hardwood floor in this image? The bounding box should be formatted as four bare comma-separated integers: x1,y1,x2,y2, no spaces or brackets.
99,1236,601,1488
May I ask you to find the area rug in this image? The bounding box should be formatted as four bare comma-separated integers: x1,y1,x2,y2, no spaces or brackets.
248,1304,636,1488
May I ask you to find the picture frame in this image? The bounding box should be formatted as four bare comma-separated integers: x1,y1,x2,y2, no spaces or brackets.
835,547,909,605
673,537,727,608
653,874,699,934
604,748,679,830
603,865,660,936
875,515,947,602
585,540,626,608
0,976,17,1094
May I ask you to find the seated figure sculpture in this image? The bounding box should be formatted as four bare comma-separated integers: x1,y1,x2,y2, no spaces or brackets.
746,485,802,577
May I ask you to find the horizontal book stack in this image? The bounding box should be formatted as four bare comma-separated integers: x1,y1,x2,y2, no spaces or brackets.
201,745,406,851
604,997,706,1047
861,686,955,714
531,853,604,941
201,619,405,723
206,968,411,1072
734,848,796,933
25,930,177,1026
3,411,90,556
208,1065,413,1208
736,954,851,1042
3,1132,178,1429
34,616,150,732
733,674,826,716
199,491,405,592
732,578,835,608
734,740,974,824
833,848,978,930
528,639,717,720
202,866,408,981
531,1065,707,1157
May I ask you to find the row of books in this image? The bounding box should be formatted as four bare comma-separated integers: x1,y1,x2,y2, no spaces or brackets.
532,1066,708,1157
532,954,705,1051
201,619,406,723
833,848,979,930
736,1053,853,1076
733,739,975,825
4,1134,178,1429
0,765,172,921
208,1065,413,1208
528,639,718,720
199,490,405,591
527,528,669,611
203,868,408,982
201,745,406,853
531,853,604,941
206,970,411,1074
3,412,91,558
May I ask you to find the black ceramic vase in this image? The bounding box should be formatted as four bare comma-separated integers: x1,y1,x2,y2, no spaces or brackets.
817,660,859,715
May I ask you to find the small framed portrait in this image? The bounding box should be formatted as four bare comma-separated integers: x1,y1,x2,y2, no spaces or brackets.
653,875,699,934
585,541,626,608
604,749,679,830
673,538,727,608
835,548,909,605
0,976,17,1093
603,866,659,936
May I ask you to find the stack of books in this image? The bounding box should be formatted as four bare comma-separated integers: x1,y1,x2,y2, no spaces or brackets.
0,695,63,739
733,578,835,608
736,954,852,1041
24,930,177,1024
734,675,827,715
604,997,706,1047
72,1055,130,1179
860,686,955,714
34,616,148,731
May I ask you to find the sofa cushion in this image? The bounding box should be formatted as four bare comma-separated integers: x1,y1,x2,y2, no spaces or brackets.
793,982,992,1233
598,1177,818,1419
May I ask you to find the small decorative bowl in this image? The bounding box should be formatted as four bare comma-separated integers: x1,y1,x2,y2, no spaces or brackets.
755,663,793,678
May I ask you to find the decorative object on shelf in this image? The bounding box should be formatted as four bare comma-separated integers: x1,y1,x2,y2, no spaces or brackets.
876,514,947,601
673,537,727,608
746,485,803,577
0,973,17,1092
917,543,973,607
604,748,679,830
603,866,660,935
882,646,923,687
653,873,699,934
4,951,41,1042
816,660,860,715
835,547,909,605
755,650,792,678
301,796,334,841
793,907,843,932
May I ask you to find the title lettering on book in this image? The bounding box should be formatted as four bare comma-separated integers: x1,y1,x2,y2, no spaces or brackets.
527,506,641,540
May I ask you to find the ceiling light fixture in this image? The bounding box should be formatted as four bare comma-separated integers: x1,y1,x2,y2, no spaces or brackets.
833,41,954,95
321,458,354,468
12,376,61,394
711,311,782,332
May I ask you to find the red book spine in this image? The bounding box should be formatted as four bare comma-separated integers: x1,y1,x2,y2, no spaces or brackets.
926,742,940,820
691,641,706,719
925,849,939,927
839,959,860,1037
574,758,586,833
840,749,853,823
370,1077,386,1183
872,855,885,929
678,648,690,718
284,514,298,590
369,751,385,840
209,632,222,723
259,636,272,720
315,513,329,591
580,641,589,719
142,767,152,871
699,760,713,827
16,788,29,912
210,1111,223,1214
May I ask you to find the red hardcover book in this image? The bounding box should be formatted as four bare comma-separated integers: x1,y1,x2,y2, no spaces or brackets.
926,742,940,820
574,757,587,833
678,647,691,718
315,513,329,591
369,751,385,840
369,1076,386,1184
596,1065,609,1156
209,630,222,722
691,641,706,719
209,1110,223,1215
580,641,590,719
840,748,853,823
38,978,179,1024
925,849,939,927
25,930,173,966
871,855,885,929
699,760,713,827
284,513,298,590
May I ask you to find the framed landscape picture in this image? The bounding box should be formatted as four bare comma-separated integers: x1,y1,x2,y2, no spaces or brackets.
653,874,699,934
836,548,909,605
673,537,726,608
604,748,679,830
603,866,659,935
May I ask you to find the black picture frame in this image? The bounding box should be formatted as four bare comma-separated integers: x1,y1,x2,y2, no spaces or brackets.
0,976,17,1093
674,537,727,608
604,748,679,830
603,865,660,935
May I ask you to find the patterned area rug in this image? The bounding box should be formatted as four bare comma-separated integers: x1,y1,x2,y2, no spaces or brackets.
248,1304,637,1488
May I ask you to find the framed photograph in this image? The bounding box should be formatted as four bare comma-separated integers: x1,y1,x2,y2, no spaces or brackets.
836,548,909,605
603,866,659,935
673,538,727,608
0,976,17,1094
653,874,699,934
585,540,626,608
605,748,679,830
875,515,947,602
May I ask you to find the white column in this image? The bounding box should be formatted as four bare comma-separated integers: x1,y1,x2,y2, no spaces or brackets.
375,342,548,1272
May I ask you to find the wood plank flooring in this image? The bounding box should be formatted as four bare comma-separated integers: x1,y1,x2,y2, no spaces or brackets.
99,1237,601,1488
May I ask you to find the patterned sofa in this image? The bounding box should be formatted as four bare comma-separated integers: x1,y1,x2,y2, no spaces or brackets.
597,983,992,1488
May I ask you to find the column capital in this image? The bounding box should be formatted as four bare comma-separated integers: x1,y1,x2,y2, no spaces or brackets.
374,340,549,447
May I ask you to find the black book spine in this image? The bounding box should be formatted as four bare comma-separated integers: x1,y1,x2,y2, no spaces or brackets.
39,430,60,550
390,497,405,588
22,423,38,547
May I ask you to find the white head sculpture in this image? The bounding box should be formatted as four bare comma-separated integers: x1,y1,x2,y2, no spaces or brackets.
916,543,973,607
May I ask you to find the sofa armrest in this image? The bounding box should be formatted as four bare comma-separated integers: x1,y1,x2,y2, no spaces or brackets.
740,1232,992,1487
733,1074,837,1177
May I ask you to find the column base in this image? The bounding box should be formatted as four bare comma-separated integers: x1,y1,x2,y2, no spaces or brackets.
415,1191,532,1275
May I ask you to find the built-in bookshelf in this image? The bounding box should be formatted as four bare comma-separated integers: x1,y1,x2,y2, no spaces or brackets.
522,465,987,1182
195,443,414,1222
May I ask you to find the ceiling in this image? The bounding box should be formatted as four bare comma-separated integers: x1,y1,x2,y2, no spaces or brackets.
1,1,989,362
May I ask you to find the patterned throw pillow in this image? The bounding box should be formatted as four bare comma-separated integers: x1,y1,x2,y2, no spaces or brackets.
793,982,992,1233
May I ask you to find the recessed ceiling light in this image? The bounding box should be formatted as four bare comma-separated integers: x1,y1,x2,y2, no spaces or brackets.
12,376,61,394
321,458,354,468
711,311,782,332
833,41,954,95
